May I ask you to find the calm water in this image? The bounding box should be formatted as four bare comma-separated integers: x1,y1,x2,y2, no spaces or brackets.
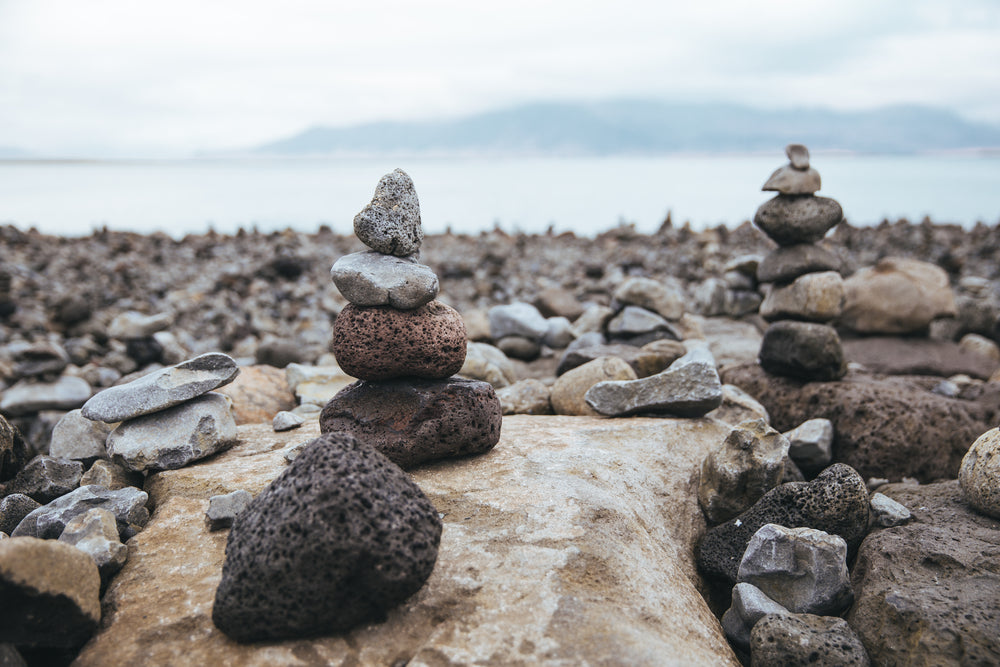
1,154,998,238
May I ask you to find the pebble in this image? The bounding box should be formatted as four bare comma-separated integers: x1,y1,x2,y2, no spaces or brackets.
959,427,1000,519
459,342,517,389
550,356,637,416
330,250,439,310
758,321,846,381
753,195,844,246
750,613,870,667
48,409,113,461
569,304,614,338
784,418,834,469
206,490,253,531
272,411,304,432
106,392,238,472
869,492,911,528
759,271,844,323
0,375,92,417
80,352,239,423
606,305,676,341
3,455,83,504
496,379,552,415
786,143,810,170
585,346,722,418
212,432,442,642
496,334,542,361
558,340,683,378
108,311,173,339
756,243,842,284
0,494,40,535
533,286,584,321
283,362,355,408
721,582,789,652
706,384,770,426
958,332,1000,362
352,168,423,257
254,338,305,368
762,165,821,195
488,302,549,342
57,508,128,586
611,277,685,320
0,415,28,481
11,484,149,540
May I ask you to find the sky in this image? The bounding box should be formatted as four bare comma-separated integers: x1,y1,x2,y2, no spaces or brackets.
1,0,999,157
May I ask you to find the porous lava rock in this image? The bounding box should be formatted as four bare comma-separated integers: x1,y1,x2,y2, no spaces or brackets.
352,168,423,257
750,613,870,667
212,432,442,642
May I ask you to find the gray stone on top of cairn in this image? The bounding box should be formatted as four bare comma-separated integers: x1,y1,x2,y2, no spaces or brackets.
353,168,423,257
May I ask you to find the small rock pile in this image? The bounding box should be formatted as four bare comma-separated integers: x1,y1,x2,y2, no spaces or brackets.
753,144,847,381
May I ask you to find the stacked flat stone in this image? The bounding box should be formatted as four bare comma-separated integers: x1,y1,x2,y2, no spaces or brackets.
322,169,502,469
754,145,847,381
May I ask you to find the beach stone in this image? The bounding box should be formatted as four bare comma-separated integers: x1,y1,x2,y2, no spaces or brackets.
488,301,549,342
79,459,140,491
869,492,911,528
753,195,843,246
57,508,127,586
11,484,149,540
0,376,91,417
959,332,1000,362
784,418,833,470
533,286,584,321
759,271,844,323
543,316,575,349
284,362,356,408
48,409,111,461
320,377,502,469
612,277,685,320
353,168,423,257
557,341,682,377
721,582,789,652
10,341,69,379
0,494,39,535
759,320,846,381
330,250,439,310
757,243,842,284
738,524,853,615
461,308,492,341
750,613,870,667
586,346,722,417
272,411,303,432
81,352,239,423
496,379,551,415
495,334,542,361
606,305,676,341
959,427,1000,519
569,304,614,338
840,257,957,334
699,419,789,524
459,342,517,388
212,432,442,642
786,143,810,169
3,455,83,504
706,384,770,426
697,463,870,585
848,480,1000,666
551,356,637,416
215,364,295,425
332,301,467,381
254,338,304,368
762,165,821,195
108,311,173,339
0,416,28,482
0,537,100,648
205,490,253,531
152,330,189,365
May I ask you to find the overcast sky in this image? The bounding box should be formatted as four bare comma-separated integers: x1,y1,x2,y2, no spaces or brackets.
1,0,999,157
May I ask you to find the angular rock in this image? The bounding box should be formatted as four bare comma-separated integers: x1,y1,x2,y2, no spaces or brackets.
0,415,28,482
272,411,304,432
215,364,295,425
869,492,911,528
759,320,846,381
10,340,69,379
557,341,682,377
585,346,722,417
784,418,834,470
0,494,40,535
11,484,149,540
332,301,467,381
721,582,788,652
459,342,517,389
762,165,821,195
106,392,237,472
48,409,112,461
697,463,870,585
0,376,91,417
108,311,173,339
212,433,443,642
737,524,853,615
606,305,675,340
57,508,127,586
330,250,439,310
699,419,789,524
840,257,957,334
551,356,637,416
320,377,501,469
756,243,843,284
79,459,140,491
959,426,1000,519
488,302,549,342
612,277,685,320
496,379,552,415
3,455,83,504
205,489,253,531
759,271,844,323
705,384,770,426
352,168,423,257
81,353,239,423
753,195,843,246
0,537,101,648
750,613,870,667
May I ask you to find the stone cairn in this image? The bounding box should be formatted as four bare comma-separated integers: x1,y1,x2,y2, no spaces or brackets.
753,144,847,381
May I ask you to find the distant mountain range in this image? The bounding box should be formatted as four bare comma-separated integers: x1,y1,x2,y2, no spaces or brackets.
257,100,1000,156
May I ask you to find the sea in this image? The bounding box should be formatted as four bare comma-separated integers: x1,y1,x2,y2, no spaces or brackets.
1,153,998,239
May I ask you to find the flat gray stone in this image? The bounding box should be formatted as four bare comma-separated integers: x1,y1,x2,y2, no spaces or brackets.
81,353,239,423
108,311,173,339
762,165,821,195
12,484,149,540
784,418,834,469
607,305,672,338
488,302,549,341
721,582,789,652
48,409,112,461
353,168,422,257
0,376,91,417
10,340,70,379
330,250,438,310
206,489,253,531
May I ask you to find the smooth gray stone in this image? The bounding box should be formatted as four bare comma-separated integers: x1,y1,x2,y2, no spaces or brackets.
543,316,575,349
272,411,304,432
11,484,149,540
737,523,853,616
353,168,423,257
58,508,127,585
762,165,821,194
786,143,810,169
0,376,91,417
488,302,549,341
206,489,253,531
4,455,83,504
106,392,237,472
784,418,834,469
48,409,112,461
869,492,911,528
496,335,542,361
108,311,173,339
753,195,843,246
81,353,239,423
721,582,789,651
606,305,671,337
585,346,722,417
757,244,842,284
330,251,438,310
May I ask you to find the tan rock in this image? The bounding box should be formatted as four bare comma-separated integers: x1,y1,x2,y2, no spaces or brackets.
533,286,584,321
959,333,1000,363
613,277,685,320
840,257,957,334
959,427,1000,519
760,271,844,323
459,342,518,389
77,417,740,666
496,378,552,415
461,308,492,342
215,365,295,425
551,356,637,416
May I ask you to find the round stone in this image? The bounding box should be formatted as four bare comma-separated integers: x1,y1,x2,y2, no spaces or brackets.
753,195,843,246
959,427,1000,519
757,244,842,284
759,321,846,381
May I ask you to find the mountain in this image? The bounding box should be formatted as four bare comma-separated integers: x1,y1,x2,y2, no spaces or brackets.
256,100,1000,156
0,146,30,158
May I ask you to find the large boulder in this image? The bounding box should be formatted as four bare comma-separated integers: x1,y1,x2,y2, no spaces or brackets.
839,257,956,334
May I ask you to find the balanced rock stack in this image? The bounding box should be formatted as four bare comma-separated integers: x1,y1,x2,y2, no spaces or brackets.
322,169,503,469
753,144,847,381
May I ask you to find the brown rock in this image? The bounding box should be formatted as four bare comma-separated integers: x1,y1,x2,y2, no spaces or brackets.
215,364,296,424
551,356,638,416
840,257,957,334
533,286,584,321
332,301,467,381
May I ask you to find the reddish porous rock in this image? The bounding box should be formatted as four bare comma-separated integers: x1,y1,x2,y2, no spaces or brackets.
332,301,467,381
320,377,502,469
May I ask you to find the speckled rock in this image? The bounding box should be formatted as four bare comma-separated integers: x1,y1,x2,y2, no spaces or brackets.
11,484,149,540
330,250,439,309
320,377,501,469
212,432,442,642
751,613,870,667
551,356,637,416
753,195,843,246
959,427,1000,519
0,415,28,482
496,379,552,415
332,301,467,381
757,243,842,284
759,271,844,323
840,257,957,334
352,168,423,257
759,321,846,381
2,455,83,503
0,494,40,535
48,409,112,461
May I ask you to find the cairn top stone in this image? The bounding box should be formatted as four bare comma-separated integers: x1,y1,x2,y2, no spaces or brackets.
786,143,810,169
353,168,423,257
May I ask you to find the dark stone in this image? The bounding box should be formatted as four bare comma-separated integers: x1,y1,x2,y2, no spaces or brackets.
124,337,163,366
759,321,846,381
697,464,870,585
2,456,83,504
212,432,442,642
254,339,305,368
847,481,1000,666
0,494,40,535
0,416,28,483
51,294,93,326
11,485,149,540
11,342,70,380
750,613,870,667
753,195,843,246
720,363,994,482
756,244,843,284
842,336,999,380
320,377,502,469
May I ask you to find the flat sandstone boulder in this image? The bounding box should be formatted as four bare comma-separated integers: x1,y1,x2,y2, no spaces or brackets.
76,416,740,666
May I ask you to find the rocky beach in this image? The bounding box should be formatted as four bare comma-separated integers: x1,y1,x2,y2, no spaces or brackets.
2,156,1000,665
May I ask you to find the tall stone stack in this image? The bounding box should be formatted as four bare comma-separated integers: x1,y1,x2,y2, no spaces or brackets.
753,145,847,381
321,169,502,468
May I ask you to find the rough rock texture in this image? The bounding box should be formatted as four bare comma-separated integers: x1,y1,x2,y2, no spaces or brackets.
319,377,501,469
784,418,834,470
759,271,844,323
213,433,443,642
750,613,870,667
842,336,1000,379
721,582,788,652
551,356,638,416
79,459,140,491
756,243,842,284
753,195,843,246
959,427,1000,518
330,250,439,310
847,481,1000,666
758,321,846,381
0,494,40,535
75,417,740,666
81,353,239,423
11,484,149,540
353,168,423,257
2,455,83,504
215,364,296,425
332,301,467,381
721,363,993,482
697,464,870,585
0,415,28,482
57,508,128,586
839,257,957,334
